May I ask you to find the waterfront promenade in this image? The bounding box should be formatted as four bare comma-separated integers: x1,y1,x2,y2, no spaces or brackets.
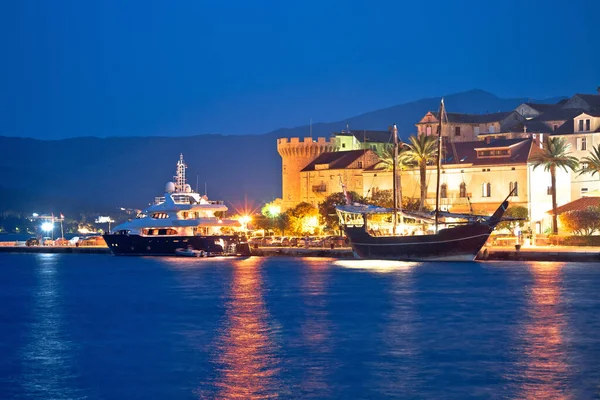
1,241,599,261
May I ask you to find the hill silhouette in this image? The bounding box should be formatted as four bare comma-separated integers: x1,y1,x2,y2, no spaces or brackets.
0,89,563,213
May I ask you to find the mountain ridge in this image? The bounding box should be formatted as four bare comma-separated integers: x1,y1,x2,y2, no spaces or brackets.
0,89,566,213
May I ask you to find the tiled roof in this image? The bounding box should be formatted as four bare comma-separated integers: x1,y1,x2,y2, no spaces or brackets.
553,119,575,134
473,138,525,148
530,108,583,122
581,110,600,117
507,121,553,133
547,197,600,215
524,103,562,113
301,150,372,172
574,94,600,109
439,138,532,166
444,111,514,124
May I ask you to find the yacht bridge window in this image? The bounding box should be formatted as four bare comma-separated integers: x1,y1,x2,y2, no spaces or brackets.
151,213,169,219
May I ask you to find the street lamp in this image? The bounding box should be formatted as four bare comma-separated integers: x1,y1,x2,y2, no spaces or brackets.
239,215,251,232
41,221,54,240
95,216,115,233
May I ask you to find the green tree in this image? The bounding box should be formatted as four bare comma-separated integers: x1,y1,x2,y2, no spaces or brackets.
286,202,322,236
367,189,422,212
496,205,529,231
559,206,600,236
404,134,438,211
530,136,579,234
318,192,364,234
578,144,600,177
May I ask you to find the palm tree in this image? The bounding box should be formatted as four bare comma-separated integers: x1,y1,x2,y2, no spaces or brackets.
578,144,600,177
404,134,438,211
530,136,579,234
373,143,411,171
373,144,411,209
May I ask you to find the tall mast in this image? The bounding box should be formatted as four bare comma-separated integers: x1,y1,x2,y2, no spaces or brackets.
434,99,444,233
392,124,398,236
174,153,187,193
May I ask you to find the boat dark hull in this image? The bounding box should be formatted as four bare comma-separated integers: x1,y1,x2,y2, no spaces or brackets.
102,234,251,256
344,223,493,261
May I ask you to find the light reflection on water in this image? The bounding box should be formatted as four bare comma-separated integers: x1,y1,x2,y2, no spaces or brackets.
369,266,418,397
298,259,333,397
333,259,418,273
213,257,280,399
20,254,86,400
516,262,572,399
3,255,600,399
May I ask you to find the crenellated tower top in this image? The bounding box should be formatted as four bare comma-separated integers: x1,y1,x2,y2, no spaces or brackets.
277,137,335,209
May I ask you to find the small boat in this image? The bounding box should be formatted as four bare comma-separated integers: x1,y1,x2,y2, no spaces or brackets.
175,247,208,257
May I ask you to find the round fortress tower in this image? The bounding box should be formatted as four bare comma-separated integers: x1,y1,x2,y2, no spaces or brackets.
277,137,334,210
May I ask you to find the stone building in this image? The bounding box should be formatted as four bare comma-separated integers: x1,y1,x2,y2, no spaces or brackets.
332,129,395,154
416,111,524,142
362,137,571,234
276,88,600,233
299,149,380,206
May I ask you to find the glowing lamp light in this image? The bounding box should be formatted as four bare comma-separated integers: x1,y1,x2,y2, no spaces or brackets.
239,215,252,225
267,205,281,217
302,216,320,233
32,213,39,218
41,222,54,232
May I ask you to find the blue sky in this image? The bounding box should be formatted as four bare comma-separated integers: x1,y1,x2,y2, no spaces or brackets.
0,0,598,139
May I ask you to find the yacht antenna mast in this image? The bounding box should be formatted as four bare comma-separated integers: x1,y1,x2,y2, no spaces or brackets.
174,153,187,193
434,99,445,233
392,124,398,236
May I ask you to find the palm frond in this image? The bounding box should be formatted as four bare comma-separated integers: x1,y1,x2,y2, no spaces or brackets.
531,136,579,173
578,145,600,177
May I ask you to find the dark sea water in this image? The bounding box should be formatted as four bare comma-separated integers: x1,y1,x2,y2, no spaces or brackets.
1,254,599,399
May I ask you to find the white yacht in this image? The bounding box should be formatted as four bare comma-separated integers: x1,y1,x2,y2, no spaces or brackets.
103,154,251,257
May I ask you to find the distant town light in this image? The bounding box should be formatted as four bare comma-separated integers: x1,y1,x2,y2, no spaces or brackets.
41,222,53,232
32,213,39,217
95,216,114,224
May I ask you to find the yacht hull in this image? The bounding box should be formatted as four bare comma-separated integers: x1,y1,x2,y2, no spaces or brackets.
343,223,493,262
103,234,251,256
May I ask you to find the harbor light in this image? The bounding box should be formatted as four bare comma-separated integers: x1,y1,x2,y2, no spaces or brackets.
41,222,53,233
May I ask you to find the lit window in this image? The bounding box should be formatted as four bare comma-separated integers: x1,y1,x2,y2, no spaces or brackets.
482,182,491,197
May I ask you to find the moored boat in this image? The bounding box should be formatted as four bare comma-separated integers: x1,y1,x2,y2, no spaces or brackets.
336,99,510,261
103,154,251,257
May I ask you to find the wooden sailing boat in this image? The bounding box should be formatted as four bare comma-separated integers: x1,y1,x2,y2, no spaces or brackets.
336,98,511,261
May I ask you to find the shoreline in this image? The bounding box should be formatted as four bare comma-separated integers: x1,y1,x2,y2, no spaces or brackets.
1,243,599,261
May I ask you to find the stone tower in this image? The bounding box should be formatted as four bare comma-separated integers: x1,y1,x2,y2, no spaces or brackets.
277,137,334,210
